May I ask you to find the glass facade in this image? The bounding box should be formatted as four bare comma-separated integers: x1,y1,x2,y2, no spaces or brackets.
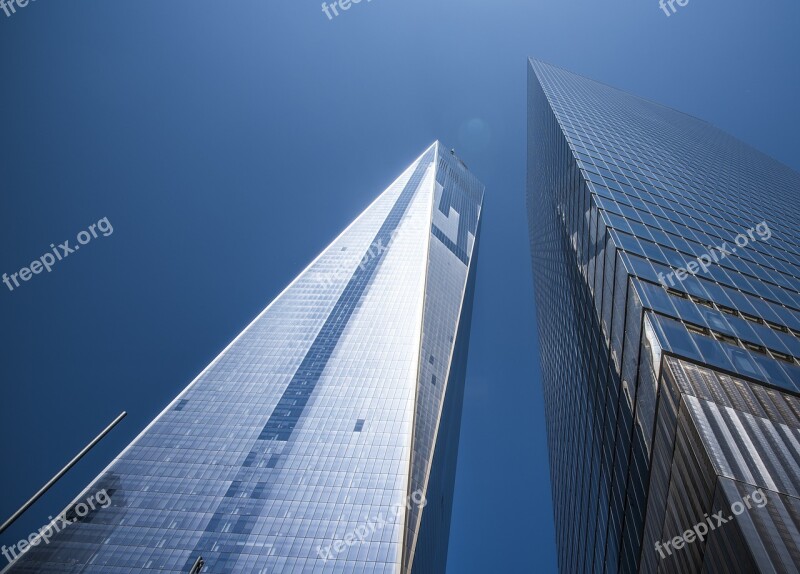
528,59,800,573
4,142,483,574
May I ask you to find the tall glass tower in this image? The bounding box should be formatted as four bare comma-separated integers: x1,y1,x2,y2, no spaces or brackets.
528,59,800,573
4,142,483,574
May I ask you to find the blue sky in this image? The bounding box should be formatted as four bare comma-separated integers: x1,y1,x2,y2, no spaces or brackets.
1,0,798,572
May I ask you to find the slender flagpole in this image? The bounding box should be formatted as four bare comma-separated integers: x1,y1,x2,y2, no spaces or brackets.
0,411,127,535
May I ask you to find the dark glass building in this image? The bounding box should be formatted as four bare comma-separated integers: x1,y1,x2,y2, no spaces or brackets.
528,59,800,573
3,142,483,573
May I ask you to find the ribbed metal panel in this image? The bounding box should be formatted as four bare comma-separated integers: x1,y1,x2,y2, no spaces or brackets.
643,357,800,573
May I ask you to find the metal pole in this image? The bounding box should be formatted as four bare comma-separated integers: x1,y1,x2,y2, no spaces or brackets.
0,411,126,535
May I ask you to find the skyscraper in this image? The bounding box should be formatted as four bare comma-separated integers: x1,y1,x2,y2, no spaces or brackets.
528,59,800,573
4,142,483,574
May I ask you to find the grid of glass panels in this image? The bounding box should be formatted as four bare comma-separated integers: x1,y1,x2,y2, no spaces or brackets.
405,147,483,572
4,143,483,574
528,58,800,574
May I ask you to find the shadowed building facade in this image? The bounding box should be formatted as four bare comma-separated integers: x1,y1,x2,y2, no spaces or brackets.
4,142,483,574
528,59,800,573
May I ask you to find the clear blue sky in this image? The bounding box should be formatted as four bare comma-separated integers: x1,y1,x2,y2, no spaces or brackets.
1,1,798,572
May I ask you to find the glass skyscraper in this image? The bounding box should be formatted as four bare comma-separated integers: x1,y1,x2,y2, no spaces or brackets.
4,142,483,574
528,59,800,573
